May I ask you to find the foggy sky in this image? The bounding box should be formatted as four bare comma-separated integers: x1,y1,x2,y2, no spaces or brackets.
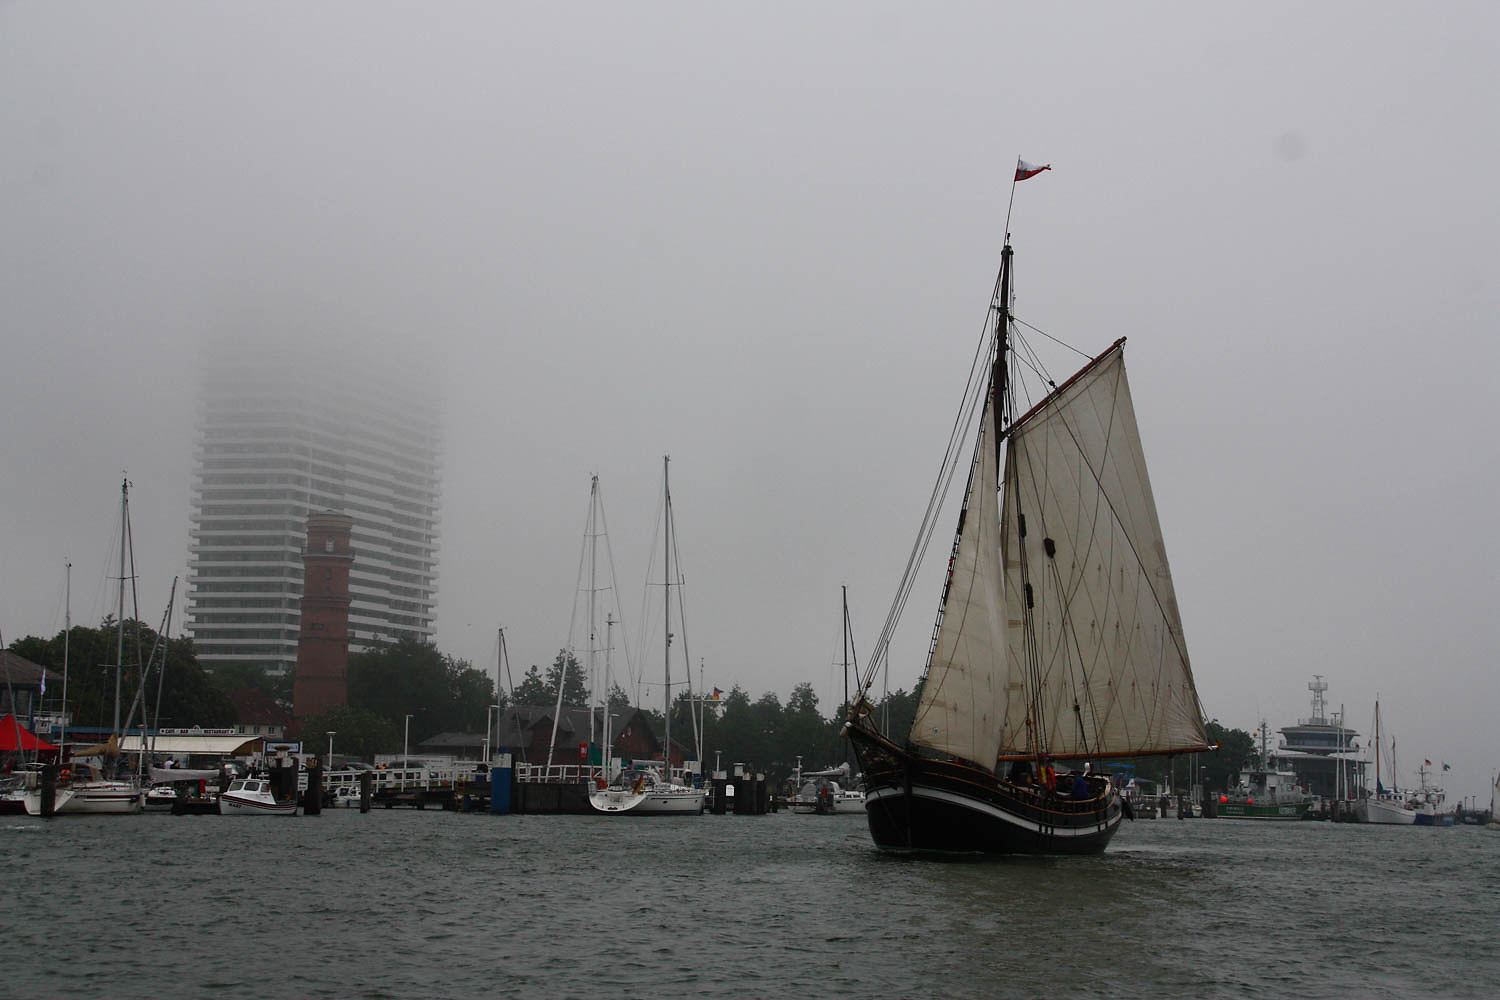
2,4,1496,804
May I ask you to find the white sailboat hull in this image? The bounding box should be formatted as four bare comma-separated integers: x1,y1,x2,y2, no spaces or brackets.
23,782,142,816
589,783,704,815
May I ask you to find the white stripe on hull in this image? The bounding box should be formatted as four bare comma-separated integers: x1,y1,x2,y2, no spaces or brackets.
866,783,1121,839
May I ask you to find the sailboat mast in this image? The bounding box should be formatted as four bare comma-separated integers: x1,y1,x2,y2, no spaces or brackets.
662,455,672,777
113,477,128,736
587,475,599,749
60,560,70,753
993,242,1012,453
602,614,615,772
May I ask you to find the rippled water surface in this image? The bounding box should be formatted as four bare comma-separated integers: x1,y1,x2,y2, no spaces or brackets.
3,809,1495,998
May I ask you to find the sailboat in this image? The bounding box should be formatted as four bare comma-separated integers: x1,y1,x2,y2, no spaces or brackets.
590,457,705,816
844,231,1212,854
1487,772,1499,830
1353,700,1417,825
24,478,145,816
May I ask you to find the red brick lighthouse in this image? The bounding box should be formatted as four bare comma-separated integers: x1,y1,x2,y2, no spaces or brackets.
293,512,354,720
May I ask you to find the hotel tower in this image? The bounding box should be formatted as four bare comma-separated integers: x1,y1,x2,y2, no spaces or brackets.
186,338,441,676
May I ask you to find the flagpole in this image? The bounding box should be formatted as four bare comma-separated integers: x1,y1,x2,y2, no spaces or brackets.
1004,156,1021,238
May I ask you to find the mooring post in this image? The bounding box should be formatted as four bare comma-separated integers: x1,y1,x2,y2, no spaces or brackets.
305,760,323,815
40,763,58,817
490,753,512,815
711,771,727,815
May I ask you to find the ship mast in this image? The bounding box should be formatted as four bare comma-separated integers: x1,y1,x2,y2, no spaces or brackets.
662,455,673,779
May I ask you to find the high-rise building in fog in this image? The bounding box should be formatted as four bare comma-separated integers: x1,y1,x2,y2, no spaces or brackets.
186,340,441,675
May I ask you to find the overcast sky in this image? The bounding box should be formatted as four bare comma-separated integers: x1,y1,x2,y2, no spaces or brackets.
2,3,1496,803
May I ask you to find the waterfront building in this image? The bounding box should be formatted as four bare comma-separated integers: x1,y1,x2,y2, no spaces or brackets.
1277,675,1363,801
186,340,440,677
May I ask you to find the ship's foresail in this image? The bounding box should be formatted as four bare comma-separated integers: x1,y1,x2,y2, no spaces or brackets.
1000,343,1207,758
908,388,1012,768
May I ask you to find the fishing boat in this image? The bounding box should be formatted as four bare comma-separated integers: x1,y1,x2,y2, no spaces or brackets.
1219,723,1313,820
844,191,1212,854
219,777,297,816
589,458,705,817
1409,764,1454,827
1353,700,1417,825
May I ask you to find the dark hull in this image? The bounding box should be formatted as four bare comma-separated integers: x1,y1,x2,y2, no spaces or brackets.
849,724,1122,855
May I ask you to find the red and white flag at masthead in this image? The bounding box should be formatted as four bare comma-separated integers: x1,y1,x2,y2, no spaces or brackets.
1015,158,1051,181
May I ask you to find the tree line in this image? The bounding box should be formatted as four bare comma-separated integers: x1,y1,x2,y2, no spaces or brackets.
9,625,1257,789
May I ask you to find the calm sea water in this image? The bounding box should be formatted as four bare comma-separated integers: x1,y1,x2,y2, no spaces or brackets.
3,808,1495,999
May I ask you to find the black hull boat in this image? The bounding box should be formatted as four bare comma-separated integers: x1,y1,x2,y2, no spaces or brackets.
842,172,1214,857
850,727,1122,855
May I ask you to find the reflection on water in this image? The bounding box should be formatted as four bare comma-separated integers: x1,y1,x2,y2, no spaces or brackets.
2,811,1494,998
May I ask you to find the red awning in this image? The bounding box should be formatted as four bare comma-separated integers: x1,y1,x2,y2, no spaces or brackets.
0,714,58,753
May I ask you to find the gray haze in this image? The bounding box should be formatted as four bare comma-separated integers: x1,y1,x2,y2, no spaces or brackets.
3,4,1496,803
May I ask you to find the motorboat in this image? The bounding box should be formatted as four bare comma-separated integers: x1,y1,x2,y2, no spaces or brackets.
219,777,297,816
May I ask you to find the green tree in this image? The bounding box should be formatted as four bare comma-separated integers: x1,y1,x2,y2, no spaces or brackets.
780,682,833,775
10,620,234,732
1200,720,1254,792
347,636,494,745
511,665,552,707
209,661,293,710
509,650,588,708
298,704,401,762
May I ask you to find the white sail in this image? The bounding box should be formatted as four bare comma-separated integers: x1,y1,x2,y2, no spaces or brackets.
909,388,1011,766
1000,343,1206,757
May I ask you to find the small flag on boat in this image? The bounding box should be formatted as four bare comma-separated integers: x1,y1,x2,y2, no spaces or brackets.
1442,762,1451,771
1424,759,1432,766
711,688,723,701
1015,159,1051,181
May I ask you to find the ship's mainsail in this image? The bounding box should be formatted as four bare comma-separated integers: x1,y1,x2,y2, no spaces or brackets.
910,340,1207,768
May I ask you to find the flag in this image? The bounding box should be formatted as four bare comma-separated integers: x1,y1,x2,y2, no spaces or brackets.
1442,762,1451,771
711,688,723,701
1424,759,1432,767
1015,159,1051,181
40,669,46,696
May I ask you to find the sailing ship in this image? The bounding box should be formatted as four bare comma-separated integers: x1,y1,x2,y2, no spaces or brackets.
844,229,1212,854
589,457,705,816
1488,772,1499,830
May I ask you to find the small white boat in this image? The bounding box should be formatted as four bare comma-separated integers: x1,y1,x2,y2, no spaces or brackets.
791,763,867,815
144,784,181,812
589,767,705,815
219,778,297,816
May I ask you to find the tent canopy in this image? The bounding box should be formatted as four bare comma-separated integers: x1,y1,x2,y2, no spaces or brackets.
0,714,59,753
120,734,263,756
